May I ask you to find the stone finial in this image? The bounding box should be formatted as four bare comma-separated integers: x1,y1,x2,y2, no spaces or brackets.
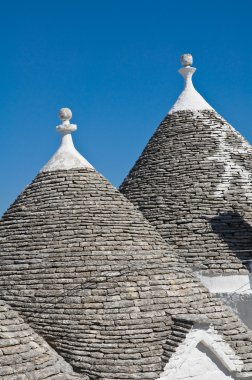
180,53,193,67
41,107,94,172
57,108,77,133
59,108,72,123
178,55,196,84
168,54,213,114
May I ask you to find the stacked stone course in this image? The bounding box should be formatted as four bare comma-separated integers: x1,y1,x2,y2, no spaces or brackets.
120,110,252,274
1,168,252,378
0,299,83,379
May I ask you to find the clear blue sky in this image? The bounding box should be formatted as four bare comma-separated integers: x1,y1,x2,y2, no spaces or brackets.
0,0,251,216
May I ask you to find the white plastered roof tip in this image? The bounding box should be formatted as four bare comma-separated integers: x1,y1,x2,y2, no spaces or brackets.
41,108,94,173
168,54,214,114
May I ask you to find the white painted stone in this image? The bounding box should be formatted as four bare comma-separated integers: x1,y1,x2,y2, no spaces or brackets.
158,324,243,380
180,53,193,67
163,345,233,379
41,108,94,173
195,272,252,330
169,54,213,114
196,273,252,294
207,125,252,198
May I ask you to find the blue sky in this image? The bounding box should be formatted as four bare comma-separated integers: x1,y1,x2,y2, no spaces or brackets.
0,0,251,215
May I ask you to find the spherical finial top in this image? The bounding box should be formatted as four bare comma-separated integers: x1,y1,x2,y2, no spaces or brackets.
180,54,193,67
59,108,72,122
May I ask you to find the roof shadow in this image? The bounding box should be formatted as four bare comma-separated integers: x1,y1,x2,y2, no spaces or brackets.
209,211,252,269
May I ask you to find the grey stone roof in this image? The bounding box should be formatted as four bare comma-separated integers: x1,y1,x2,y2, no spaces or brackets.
120,110,252,274
1,168,252,378
0,299,83,379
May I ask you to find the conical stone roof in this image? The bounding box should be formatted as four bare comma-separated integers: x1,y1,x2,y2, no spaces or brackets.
1,108,252,379
0,299,83,379
120,54,252,274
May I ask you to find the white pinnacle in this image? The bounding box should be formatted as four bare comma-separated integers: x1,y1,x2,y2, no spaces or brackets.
169,54,214,114
180,53,193,67
41,108,94,172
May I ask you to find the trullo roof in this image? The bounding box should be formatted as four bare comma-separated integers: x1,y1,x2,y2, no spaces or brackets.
120,54,252,274
1,107,252,379
0,299,83,379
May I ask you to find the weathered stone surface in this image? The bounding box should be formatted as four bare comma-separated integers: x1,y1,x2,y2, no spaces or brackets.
1,168,252,378
0,299,83,379
120,110,252,274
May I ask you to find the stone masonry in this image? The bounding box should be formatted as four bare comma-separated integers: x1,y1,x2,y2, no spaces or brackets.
120,110,252,274
1,168,252,379
0,299,83,379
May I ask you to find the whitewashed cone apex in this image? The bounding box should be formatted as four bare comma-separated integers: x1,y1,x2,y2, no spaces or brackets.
169,54,213,114
41,108,94,172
